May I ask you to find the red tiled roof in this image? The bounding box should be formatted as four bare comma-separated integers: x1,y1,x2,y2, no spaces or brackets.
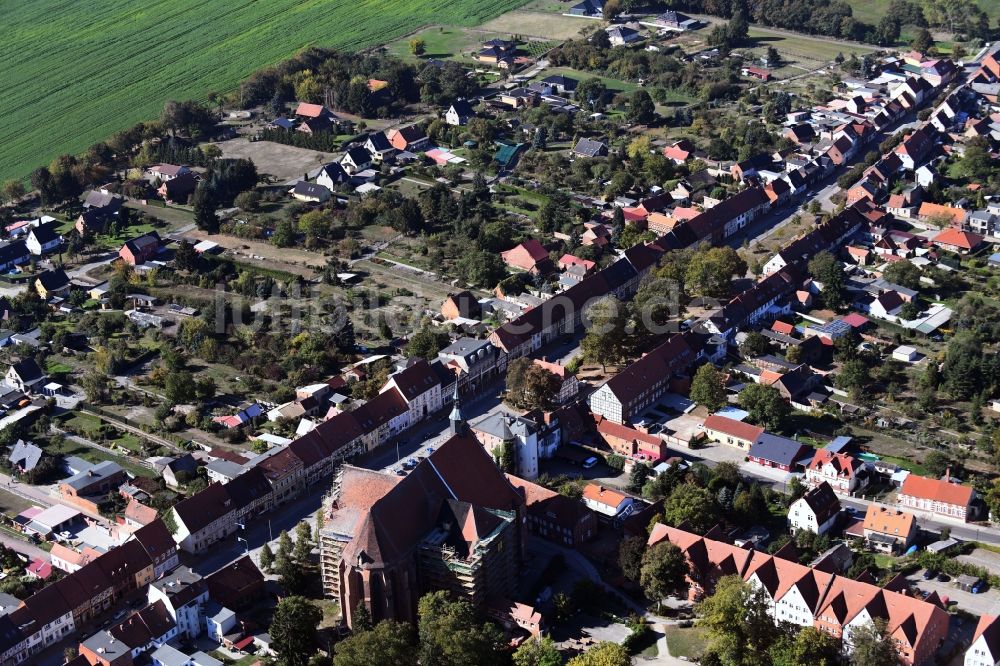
702,415,764,442
933,227,982,250
900,474,973,507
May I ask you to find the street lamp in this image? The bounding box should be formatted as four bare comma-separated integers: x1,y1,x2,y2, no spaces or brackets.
237,536,248,553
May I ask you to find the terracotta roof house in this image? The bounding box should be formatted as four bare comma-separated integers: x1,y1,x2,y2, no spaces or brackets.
386,125,429,151
701,414,764,450
441,291,482,320
294,102,336,120
932,228,983,254
863,505,917,553
918,202,966,227
805,450,866,495
967,614,1000,666
898,472,974,521
662,140,694,163
501,239,552,275
581,484,632,517
787,482,841,534
594,415,665,461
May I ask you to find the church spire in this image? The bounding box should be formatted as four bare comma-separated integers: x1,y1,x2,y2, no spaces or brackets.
449,382,465,435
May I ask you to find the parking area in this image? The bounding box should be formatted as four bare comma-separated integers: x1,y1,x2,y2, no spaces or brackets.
908,570,1000,617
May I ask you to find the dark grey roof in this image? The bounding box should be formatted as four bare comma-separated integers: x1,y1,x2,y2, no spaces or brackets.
574,137,607,157
748,434,810,467
0,240,29,264
10,357,44,383
36,268,69,292
343,147,370,165
292,181,330,198
62,460,122,491
29,222,61,246
9,440,42,471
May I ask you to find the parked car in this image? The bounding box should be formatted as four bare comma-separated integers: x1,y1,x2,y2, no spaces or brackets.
936,573,950,582
922,569,937,580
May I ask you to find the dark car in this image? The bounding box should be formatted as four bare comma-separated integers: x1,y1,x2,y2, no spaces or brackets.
937,572,950,582
922,569,937,580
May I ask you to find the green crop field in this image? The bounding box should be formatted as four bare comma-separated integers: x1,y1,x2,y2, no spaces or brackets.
0,0,531,183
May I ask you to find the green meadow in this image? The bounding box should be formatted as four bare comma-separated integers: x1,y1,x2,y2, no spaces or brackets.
0,0,530,182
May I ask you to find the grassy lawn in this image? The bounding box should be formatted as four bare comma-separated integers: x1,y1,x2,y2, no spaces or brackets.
0,0,535,182
746,29,876,65
540,66,640,92
0,489,37,518
664,625,708,660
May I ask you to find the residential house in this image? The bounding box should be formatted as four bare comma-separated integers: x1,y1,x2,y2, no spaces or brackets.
506,474,596,546
541,75,578,96
662,140,694,164
161,454,198,489
0,241,30,273
573,138,608,158
364,132,395,162
437,338,499,392
315,163,350,191
340,147,372,175
472,412,547,480
895,127,936,170
501,239,553,275
741,66,772,81
701,414,764,450
581,484,632,517
25,223,62,256
119,231,161,266
966,614,1000,666
532,358,578,405
6,358,46,393
157,172,199,204
594,416,666,462
386,125,429,152
606,25,641,46
446,99,475,126
34,269,71,299
289,181,331,203
441,291,482,321
148,164,191,182
787,482,841,534
897,472,974,521
148,567,208,640
863,505,916,553
8,440,43,475
932,228,983,254
805,450,867,495
918,202,966,227
380,359,442,428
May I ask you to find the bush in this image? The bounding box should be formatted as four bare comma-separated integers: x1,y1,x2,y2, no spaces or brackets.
606,454,625,471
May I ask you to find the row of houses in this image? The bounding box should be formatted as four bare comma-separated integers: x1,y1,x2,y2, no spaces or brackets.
0,520,178,665
648,523,949,665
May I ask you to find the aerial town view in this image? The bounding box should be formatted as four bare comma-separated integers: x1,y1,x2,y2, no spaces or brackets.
2,0,1000,664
